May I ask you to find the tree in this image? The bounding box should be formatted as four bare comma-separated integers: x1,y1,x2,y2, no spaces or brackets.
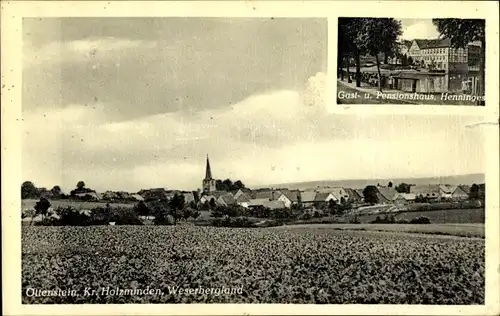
233,180,245,190
355,18,402,92
478,184,485,204
34,197,51,221
408,56,414,65
215,179,246,191
415,194,426,203
191,210,201,222
169,193,185,211
327,199,337,214
168,194,185,224
395,183,411,194
21,181,38,199
432,19,485,105
150,199,173,225
50,185,62,197
222,179,233,190
209,198,216,209
402,54,408,66
134,201,150,217
182,208,192,221
469,183,479,200
76,181,86,190
362,185,379,205
189,200,198,210
338,18,362,85
388,181,393,188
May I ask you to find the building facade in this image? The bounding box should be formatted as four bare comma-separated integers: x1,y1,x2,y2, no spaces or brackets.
405,38,482,93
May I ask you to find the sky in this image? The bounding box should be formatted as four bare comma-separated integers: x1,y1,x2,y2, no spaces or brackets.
399,19,440,41
22,18,484,193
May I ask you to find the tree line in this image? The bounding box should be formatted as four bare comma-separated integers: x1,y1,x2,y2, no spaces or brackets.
215,179,246,192
338,18,403,92
22,193,201,226
21,181,96,200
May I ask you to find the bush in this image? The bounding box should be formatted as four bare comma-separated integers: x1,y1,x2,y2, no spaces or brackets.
210,216,256,228
410,216,431,224
255,219,285,227
33,217,60,226
299,211,313,221
148,200,175,225
87,207,111,225
134,201,151,217
349,215,361,224
313,210,323,218
56,206,91,226
111,207,143,225
371,215,396,224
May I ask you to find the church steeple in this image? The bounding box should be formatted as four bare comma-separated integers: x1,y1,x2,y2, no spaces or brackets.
205,155,213,180
202,154,216,193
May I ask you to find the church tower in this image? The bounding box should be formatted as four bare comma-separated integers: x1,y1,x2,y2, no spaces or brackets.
202,155,216,193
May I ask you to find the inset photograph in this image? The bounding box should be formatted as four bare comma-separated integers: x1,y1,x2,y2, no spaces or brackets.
337,18,485,106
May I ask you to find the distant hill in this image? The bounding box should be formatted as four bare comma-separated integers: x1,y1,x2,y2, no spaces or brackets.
258,173,485,191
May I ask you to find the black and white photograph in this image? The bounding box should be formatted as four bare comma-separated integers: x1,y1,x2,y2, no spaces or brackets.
337,18,486,106
16,16,491,306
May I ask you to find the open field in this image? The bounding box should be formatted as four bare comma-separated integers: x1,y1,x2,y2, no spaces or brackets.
356,208,484,225
22,225,484,304
22,199,135,211
275,223,485,238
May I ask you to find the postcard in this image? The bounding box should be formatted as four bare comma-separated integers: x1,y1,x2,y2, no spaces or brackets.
1,1,499,315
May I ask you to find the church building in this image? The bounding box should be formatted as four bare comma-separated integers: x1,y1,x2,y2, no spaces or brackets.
202,155,216,193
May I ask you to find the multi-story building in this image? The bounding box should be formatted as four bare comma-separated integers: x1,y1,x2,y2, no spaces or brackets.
397,38,482,93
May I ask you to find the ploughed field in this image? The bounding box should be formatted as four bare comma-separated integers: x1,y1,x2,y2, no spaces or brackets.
22,226,484,304
357,208,485,225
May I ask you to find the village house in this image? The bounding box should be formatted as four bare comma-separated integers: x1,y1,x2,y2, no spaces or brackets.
315,187,348,203
235,193,251,208
275,189,301,208
200,195,217,205
313,192,336,209
251,188,274,200
355,189,365,203
393,193,416,205
452,185,470,200
182,192,196,205
344,188,363,204
247,198,286,210
137,188,171,201
73,191,100,201
131,194,144,202
387,40,412,65
216,194,236,207
300,191,317,208
410,185,441,201
329,187,349,202
439,184,457,200
374,186,399,204
231,188,253,200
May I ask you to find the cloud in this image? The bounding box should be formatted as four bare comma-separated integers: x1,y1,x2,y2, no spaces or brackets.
400,20,440,40
24,37,157,68
22,18,327,117
21,71,485,193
